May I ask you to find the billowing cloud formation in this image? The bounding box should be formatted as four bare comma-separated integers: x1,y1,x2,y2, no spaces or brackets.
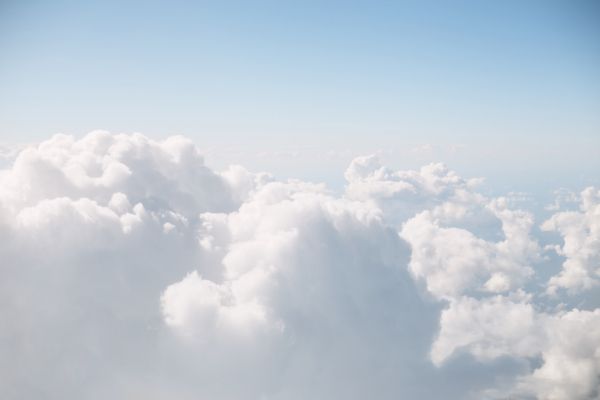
542,187,600,294
0,132,598,399
432,296,600,400
401,198,540,299
344,155,483,224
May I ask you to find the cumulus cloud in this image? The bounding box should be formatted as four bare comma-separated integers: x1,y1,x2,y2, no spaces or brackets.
158,179,448,399
0,133,598,400
432,295,600,400
344,155,483,224
400,196,540,300
542,187,600,294
0,131,237,217
431,294,541,365
343,154,599,399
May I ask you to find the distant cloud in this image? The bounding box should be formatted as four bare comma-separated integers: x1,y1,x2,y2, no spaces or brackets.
0,132,598,400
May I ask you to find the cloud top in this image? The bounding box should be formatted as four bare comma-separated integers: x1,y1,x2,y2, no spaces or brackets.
0,132,598,400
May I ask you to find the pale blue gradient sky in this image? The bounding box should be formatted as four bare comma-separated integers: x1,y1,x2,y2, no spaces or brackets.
1,0,599,191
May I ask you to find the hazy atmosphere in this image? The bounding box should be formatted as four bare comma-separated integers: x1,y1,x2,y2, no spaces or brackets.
1,1,599,399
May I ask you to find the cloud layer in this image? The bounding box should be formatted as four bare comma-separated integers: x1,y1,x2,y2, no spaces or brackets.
1,131,598,399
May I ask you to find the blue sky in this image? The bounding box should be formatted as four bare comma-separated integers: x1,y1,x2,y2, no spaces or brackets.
1,0,599,190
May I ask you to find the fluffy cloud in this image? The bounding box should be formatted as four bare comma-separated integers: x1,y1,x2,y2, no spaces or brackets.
542,187,600,294
349,154,541,300
400,197,540,300
0,132,246,399
432,295,600,400
430,294,541,366
517,308,600,400
344,155,483,224
343,154,600,399
0,132,598,400
0,131,238,217
158,180,448,399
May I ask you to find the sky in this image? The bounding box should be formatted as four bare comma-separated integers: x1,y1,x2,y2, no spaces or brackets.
1,2,600,400
1,0,599,190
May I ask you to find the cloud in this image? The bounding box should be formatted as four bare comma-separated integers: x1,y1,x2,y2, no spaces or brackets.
432,295,600,400
542,187,600,294
0,133,598,400
431,294,541,365
0,132,247,398
344,155,483,225
400,196,540,300
343,154,599,399
159,179,446,398
0,131,238,217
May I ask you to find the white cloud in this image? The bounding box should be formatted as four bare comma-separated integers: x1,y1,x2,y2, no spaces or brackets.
543,187,600,294
344,155,599,399
431,294,541,366
400,195,540,300
0,133,598,400
158,178,444,398
432,295,600,400
516,308,600,400
0,131,238,218
344,155,483,224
